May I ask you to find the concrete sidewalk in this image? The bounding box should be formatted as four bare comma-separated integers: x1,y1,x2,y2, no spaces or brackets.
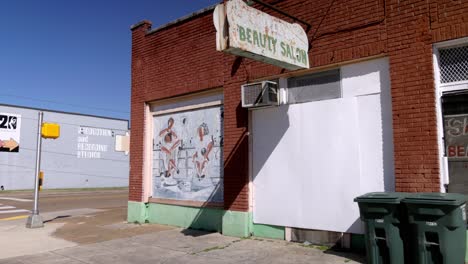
0,206,365,264
0,228,364,264
0,207,172,259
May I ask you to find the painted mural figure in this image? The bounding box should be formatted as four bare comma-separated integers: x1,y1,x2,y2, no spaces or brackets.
152,106,223,202
192,123,214,179
159,117,181,184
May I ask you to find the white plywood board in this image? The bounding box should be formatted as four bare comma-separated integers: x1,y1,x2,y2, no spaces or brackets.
252,98,362,233
342,58,389,98
251,57,394,234
348,58,394,193
356,94,386,193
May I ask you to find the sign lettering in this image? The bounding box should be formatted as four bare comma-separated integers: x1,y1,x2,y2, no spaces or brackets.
77,126,112,159
214,0,310,70
445,115,468,160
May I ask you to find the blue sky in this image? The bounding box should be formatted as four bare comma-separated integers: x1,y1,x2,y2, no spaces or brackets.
0,0,220,120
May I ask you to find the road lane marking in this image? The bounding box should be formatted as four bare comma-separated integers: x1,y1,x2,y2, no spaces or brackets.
0,206,15,210
0,197,33,202
0,209,30,214
0,215,29,221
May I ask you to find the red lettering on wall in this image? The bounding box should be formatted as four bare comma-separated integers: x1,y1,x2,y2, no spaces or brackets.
458,146,466,157
448,146,457,157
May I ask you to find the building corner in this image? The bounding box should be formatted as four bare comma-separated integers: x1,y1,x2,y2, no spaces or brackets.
127,201,148,224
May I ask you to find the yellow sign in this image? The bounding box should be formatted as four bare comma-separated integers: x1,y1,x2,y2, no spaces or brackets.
39,171,44,191
41,123,60,139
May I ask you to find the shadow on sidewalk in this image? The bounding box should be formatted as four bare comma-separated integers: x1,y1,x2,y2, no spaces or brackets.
178,181,223,237
323,246,366,263
180,228,214,237
180,101,290,238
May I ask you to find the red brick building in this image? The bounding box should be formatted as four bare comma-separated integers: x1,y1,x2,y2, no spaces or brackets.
128,0,468,248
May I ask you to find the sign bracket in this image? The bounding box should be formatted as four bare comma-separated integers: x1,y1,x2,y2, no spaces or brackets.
246,0,312,32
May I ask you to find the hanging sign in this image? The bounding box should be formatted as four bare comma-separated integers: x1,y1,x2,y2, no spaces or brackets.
0,113,21,152
214,0,310,70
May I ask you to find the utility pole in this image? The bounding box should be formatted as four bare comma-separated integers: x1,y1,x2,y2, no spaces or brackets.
26,111,44,228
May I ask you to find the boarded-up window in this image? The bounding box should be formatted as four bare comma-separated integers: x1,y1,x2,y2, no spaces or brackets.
152,105,224,203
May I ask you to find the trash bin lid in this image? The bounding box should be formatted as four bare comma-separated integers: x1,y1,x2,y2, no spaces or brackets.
354,192,407,204
403,193,468,206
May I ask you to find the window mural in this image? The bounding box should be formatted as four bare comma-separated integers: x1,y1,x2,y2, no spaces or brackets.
152,106,223,203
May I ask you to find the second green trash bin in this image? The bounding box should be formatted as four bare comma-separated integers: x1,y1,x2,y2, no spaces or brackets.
354,192,409,264
403,193,467,264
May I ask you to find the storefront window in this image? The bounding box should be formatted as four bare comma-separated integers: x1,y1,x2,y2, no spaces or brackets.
439,45,468,84
442,92,468,195
287,69,341,104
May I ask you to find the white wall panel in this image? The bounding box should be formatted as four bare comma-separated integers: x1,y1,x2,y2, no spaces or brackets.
252,98,362,233
342,58,388,97
342,58,395,193
252,58,394,234
356,95,386,193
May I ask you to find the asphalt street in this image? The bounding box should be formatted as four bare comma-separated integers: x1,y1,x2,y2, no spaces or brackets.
0,189,127,221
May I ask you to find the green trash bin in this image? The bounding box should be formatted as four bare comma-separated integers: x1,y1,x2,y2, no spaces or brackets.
354,192,409,264
403,193,467,264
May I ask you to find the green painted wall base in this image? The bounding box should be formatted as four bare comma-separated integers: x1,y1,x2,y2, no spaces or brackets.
148,203,223,232
131,201,468,261
222,210,250,237
251,223,285,239
129,202,286,240
221,211,285,239
249,213,285,239
127,201,147,224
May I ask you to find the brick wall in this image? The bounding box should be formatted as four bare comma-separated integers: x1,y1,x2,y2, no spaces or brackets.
386,0,468,192
130,0,468,205
129,21,151,202
386,0,439,192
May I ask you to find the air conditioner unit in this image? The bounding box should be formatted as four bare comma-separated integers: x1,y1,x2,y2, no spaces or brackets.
241,81,280,108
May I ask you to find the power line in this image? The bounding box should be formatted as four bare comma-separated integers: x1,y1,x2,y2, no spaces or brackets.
46,169,128,180
0,163,33,170
17,115,129,132
0,93,129,114
19,147,129,163
0,163,128,180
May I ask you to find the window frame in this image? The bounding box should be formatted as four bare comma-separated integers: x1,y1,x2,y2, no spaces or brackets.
147,90,225,208
285,68,342,105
